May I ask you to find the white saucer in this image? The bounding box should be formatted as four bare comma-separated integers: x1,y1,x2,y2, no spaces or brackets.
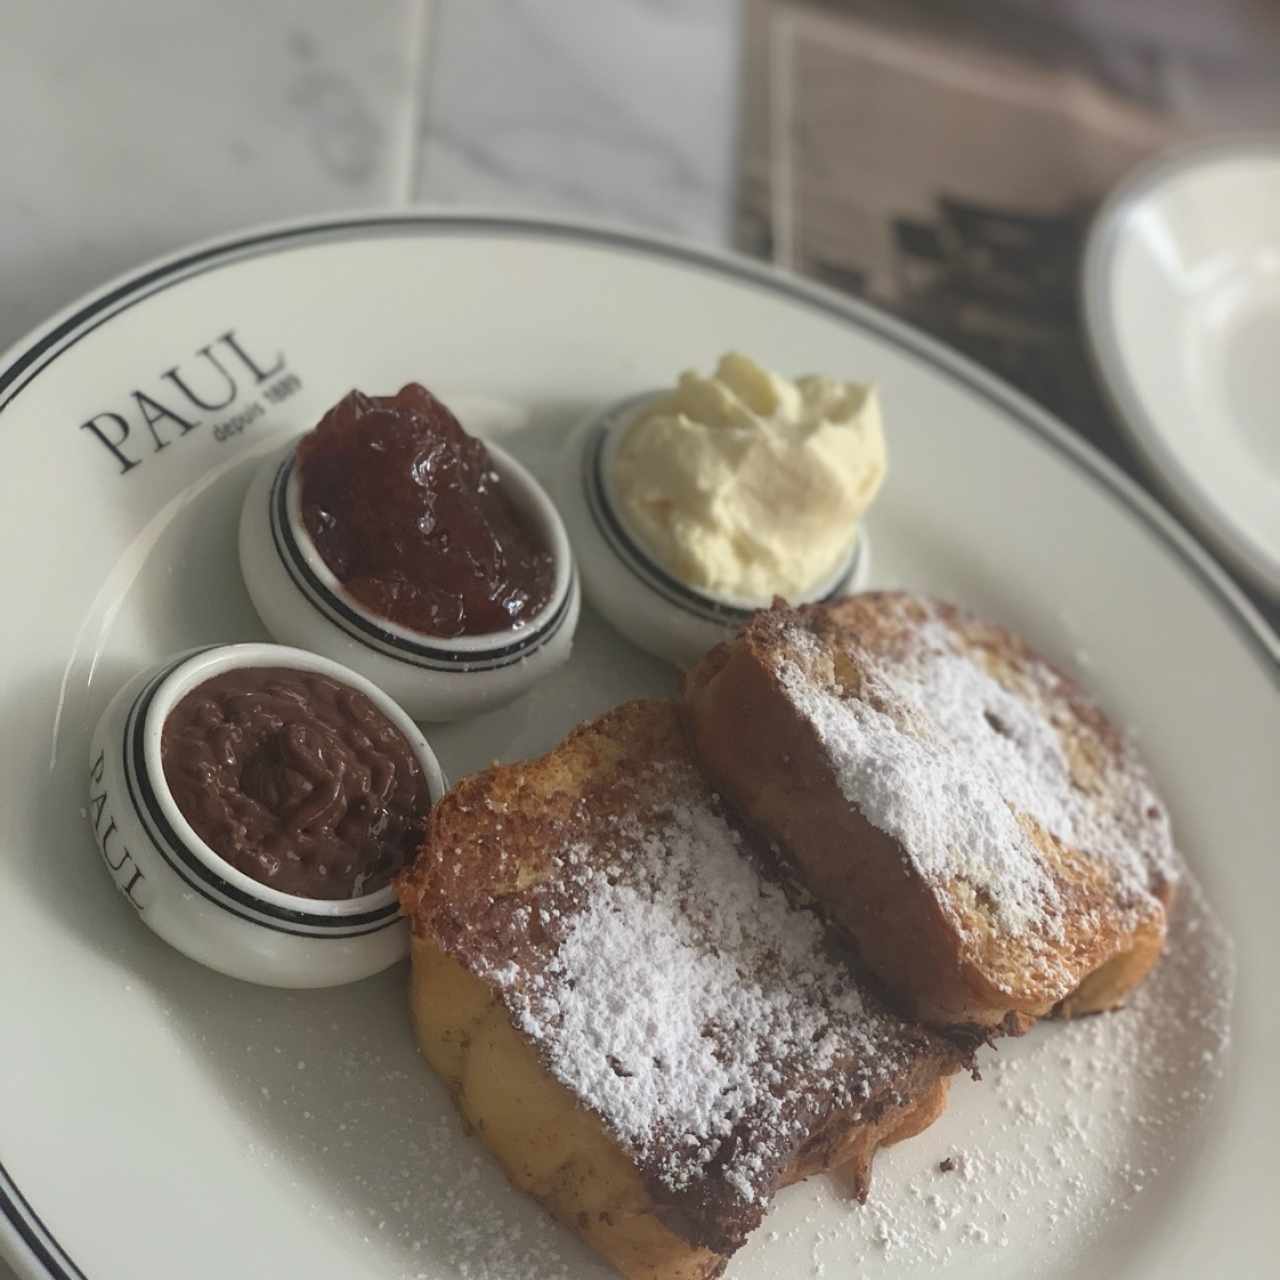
1084,137,1280,599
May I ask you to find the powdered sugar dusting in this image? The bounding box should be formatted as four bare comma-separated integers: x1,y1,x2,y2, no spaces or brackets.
211,867,1230,1280
896,626,1173,899
775,607,1175,937
739,872,1234,1278
479,768,934,1207
780,641,1057,935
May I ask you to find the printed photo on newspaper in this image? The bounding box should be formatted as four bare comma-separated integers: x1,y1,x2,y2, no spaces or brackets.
738,0,1280,458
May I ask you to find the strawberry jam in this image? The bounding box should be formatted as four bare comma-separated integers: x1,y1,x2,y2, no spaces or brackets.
297,384,554,638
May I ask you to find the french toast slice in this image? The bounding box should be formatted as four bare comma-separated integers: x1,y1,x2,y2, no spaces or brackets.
684,594,1180,1032
398,699,966,1279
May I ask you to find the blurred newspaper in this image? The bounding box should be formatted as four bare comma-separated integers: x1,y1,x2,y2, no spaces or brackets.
739,0,1280,458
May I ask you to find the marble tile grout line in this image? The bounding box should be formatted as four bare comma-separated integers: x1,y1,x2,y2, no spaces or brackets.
395,0,434,208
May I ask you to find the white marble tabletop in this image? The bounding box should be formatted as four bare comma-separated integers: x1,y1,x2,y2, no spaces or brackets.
0,7,737,1277
0,0,739,355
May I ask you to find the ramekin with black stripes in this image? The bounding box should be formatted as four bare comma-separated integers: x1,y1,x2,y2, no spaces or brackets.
558,394,871,669
238,434,580,722
87,643,446,988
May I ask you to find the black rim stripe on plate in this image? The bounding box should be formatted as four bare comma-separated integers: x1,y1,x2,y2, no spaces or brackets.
0,214,1276,1280
121,655,401,937
0,1159,86,1280
269,455,575,672
582,414,855,624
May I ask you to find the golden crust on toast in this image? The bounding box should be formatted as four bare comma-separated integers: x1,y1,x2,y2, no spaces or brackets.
398,699,965,1278
684,595,1179,1031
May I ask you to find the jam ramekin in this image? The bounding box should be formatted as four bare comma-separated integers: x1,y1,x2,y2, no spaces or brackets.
559,394,871,669
239,434,580,722
87,643,446,988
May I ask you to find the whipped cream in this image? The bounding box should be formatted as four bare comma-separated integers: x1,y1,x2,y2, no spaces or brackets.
611,353,886,603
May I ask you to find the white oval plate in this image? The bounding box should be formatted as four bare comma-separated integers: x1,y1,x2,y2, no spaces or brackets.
0,215,1275,1280
1084,138,1280,599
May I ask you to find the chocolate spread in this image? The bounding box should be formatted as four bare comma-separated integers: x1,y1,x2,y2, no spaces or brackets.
297,383,555,638
161,667,430,900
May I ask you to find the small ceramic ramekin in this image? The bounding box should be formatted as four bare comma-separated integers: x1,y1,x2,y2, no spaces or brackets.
239,434,580,722
559,394,871,669
86,642,446,988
